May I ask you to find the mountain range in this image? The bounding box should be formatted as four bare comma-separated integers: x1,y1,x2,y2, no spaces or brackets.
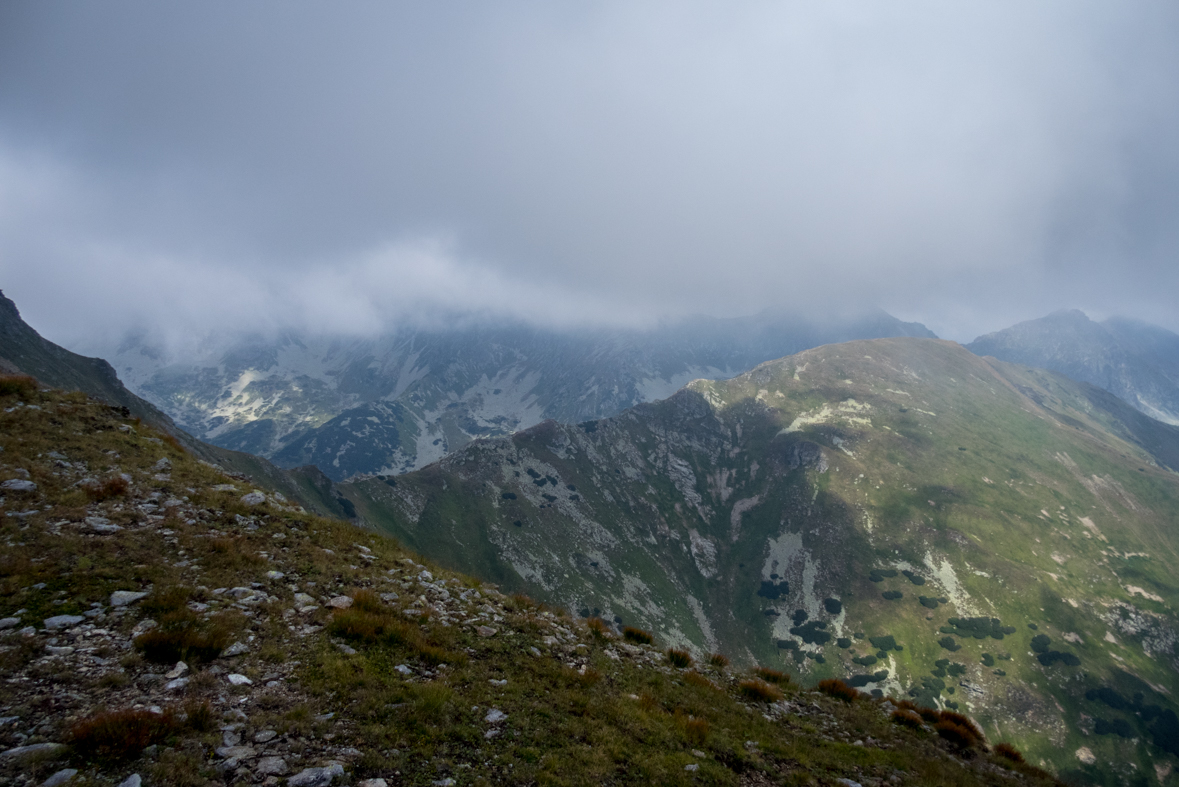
337,337,1179,784
968,310,1179,426
94,311,935,480
6,289,1179,783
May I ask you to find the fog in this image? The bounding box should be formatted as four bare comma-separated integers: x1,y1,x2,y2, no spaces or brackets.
2,1,1178,349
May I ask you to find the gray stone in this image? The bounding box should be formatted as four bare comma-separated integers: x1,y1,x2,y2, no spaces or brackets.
42,615,84,630
85,517,122,534
227,673,253,685
241,492,267,506
265,570,284,580
255,756,288,776
110,590,148,607
326,596,353,609
41,769,77,787
165,661,189,679
484,708,507,724
288,764,345,787
253,730,278,744
0,617,20,629
476,625,498,638
1,479,36,492
215,745,257,760
1,742,66,758
358,780,388,787
165,677,190,691
116,776,141,787
684,764,699,772
152,458,172,472
336,643,357,656
294,593,316,607
211,484,238,492
221,641,249,657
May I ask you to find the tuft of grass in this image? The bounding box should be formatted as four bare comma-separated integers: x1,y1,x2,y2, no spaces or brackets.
85,475,129,502
707,653,730,669
817,679,859,703
70,708,177,762
0,374,38,398
679,714,710,746
891,709,924,729
183,701,216,732
737,679,782,703
622,626,653,645
752,667,790,685
134,612,234,664
993,742,1025,763
684,670,718,691
666,648,692,668
937,710,985,748
585,617,612,641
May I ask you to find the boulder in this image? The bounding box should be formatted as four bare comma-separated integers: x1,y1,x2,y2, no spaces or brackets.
327,596,353,610
288,764,345,787
41,769,77,787
116,776,141,787
0,479,36,492
241,492,267,506
255,756,288,776
110,590,148,607
42,615,84,630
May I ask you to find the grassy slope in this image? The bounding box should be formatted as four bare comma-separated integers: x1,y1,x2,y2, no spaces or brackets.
348,339,1179,785
0,380,1064,787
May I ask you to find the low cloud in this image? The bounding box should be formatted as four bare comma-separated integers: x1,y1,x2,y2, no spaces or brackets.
2,1,1178,347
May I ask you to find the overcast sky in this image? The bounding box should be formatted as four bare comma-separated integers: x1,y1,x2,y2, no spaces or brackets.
2,1,1178,350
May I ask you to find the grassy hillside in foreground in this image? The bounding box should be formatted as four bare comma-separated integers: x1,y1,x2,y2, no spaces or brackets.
0,378,1062,786
345,339,1179,786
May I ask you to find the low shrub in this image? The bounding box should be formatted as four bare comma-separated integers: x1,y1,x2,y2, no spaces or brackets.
753,667,790,685
891,709,924,729
707,653,730,669
70,708,177,761
0,375,38,398
817,679,859,703
622,626,653,645
737,679,782,703
667,648,693,668
993,742,1025,763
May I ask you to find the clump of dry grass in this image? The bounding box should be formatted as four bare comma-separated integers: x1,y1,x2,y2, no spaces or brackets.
993,742,1025,763
817,679,859,703
134,589,234,663
891,709,924,729
707,653,730,669
678,712,710,746
84,475,129,502
753,667,790,685
622,626,653,645
0,375,38,398
70,708,177,761
935,710,986,750
666,648,693,668
737,679,782,703
684,670,718,691
585,617,612,641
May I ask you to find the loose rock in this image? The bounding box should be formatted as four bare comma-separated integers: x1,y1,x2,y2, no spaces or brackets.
0,479,36,492
110,590,148,607
42,615,84,630
41,769,77,787
288,764,345,787
241,491,267,506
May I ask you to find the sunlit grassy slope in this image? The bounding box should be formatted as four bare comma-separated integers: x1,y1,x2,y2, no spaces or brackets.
349,338,1179,785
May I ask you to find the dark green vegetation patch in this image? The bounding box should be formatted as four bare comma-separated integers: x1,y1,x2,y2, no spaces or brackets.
789,620,831,646
882,590,903,601
869,568,898,583
943,617,1016,640
901,570,926,585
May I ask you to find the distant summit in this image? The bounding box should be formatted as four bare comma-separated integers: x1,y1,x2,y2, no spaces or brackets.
968,310,1179,425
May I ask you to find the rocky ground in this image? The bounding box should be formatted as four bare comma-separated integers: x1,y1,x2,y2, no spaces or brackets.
0,380,1061,786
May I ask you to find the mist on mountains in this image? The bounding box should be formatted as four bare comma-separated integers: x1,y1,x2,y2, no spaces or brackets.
3,2,1179,348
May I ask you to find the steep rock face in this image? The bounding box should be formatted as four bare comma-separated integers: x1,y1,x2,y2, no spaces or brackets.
344,338,1179,783
968,310,1179,425
95,310,935,479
